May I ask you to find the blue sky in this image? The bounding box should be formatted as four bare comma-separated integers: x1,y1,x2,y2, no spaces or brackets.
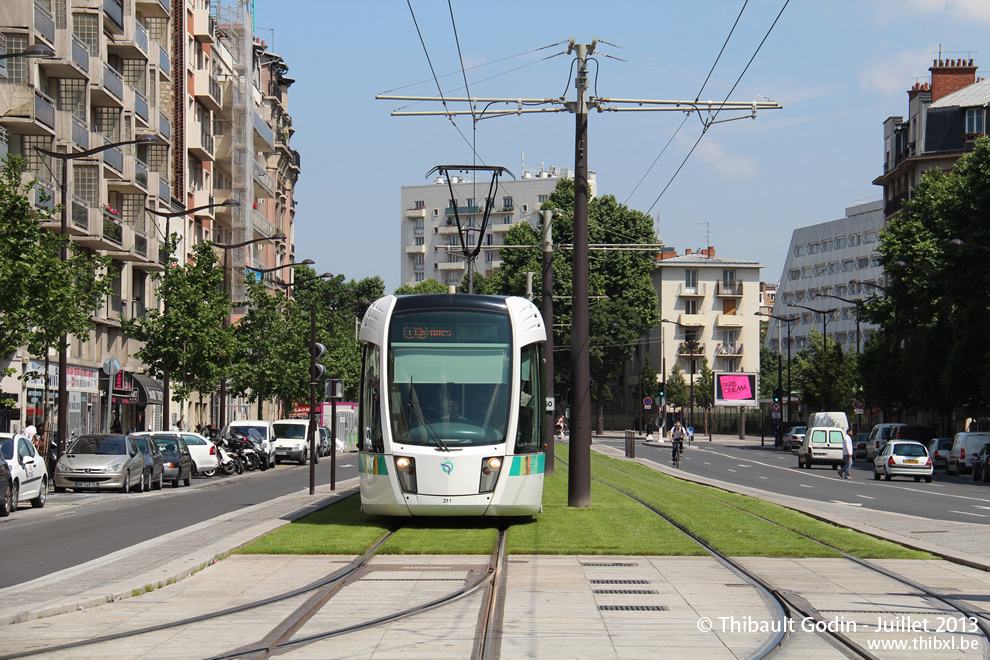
252,0,990,292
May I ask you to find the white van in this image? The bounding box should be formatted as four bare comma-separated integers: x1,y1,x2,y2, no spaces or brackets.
808,412,848,430
223,420,275,468
272,419,317,465
947,432,990,475
866,423,906,461
798,427,846,469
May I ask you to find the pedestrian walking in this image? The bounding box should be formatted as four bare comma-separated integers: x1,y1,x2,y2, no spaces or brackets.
840,427,854,479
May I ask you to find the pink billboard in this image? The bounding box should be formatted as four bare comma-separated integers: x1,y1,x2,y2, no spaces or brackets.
714,372,759,407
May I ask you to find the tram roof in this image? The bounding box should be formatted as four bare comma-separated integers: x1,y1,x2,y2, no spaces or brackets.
393,294,510,314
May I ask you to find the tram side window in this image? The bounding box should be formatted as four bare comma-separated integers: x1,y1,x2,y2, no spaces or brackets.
515,345,542,453
360,344,384,453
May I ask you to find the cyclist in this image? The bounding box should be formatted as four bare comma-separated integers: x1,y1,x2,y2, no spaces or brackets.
670,421,686,466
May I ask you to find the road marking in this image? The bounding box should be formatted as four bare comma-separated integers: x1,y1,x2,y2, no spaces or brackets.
973,505,990,511
759,476,769,480
703,462,711,465
855,495,875,500
829,500,863,506
951,510,987,518
799,484,813,488
727,469,737,473
737,464,751,468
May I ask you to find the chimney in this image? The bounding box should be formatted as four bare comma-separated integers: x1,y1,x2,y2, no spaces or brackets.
685,248,692,256
907,81,930,101
705,246,715,258
930,58,978,103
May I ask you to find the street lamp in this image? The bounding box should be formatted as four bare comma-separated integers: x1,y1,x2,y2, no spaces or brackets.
661,318,700,430
814,292,863,355
948,238,990,253
755,311,798,425
246,258,314,275
34,133,161,457
213,231,286,430
0,44,55,60
789,303,838,409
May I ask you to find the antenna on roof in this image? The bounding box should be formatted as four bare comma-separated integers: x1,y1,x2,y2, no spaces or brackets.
693,221,711,254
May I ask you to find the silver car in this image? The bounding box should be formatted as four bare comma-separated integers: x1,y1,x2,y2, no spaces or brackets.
54,434,145,494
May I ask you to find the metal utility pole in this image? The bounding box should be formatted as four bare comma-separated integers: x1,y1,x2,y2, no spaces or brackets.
377,39,782,509
541,209,555,476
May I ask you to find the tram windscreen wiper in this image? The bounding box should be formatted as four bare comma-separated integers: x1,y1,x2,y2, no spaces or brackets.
407,379,449,452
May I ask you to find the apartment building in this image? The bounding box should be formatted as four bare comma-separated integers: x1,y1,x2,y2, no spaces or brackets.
398,165,596,289
765,201,884,355
0,0,297,434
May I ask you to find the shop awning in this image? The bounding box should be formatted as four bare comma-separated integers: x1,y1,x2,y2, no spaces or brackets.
131,373,164,405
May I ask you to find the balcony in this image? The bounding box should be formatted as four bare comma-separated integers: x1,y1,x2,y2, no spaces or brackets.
715,314,745,328
103,211,123,246
134,91,149,125
406,207,427,219
0,127,7,159
253,161,275,198
252,209,275,238
31,178,55,214
677,313,705,327
101,142,124,176
158,111,171,142
192,6,216,43
71,116,89,148
103,0,124,34
0,86,56,135
677,283,707,297
676,342,706,356
438,261,465,271
444,205,480,216
716,281,743,297
715,343,744,357
438,224,460,235
253,113,275,151
135,0,170,19
193,70,222,112
70,196,90,233
90,62,124,107
187,121,215,160
41,34,89,79
108,17,148,59
405,244,427,254
35,3,55,45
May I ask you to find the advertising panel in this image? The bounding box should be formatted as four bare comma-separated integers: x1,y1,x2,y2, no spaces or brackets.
714,372,759,408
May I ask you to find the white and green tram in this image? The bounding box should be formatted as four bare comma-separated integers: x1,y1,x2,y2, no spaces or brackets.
358,294,546,516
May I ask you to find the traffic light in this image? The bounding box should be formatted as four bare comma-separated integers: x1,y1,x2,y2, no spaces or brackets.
773,387,781,404
310,342,327,381
658,381,665,399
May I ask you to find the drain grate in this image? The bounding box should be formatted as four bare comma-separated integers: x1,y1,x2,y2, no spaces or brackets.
590,579,651,585
593,589,658,595
599,605,669,612
581,562,639,567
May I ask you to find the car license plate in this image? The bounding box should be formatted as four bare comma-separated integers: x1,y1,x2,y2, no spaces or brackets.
74,482,97,488
904,459,918,464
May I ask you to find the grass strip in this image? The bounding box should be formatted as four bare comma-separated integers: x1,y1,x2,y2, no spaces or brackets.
591,453,934,560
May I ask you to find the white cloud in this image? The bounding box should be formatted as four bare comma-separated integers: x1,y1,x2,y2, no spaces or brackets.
872,0,990,23
859,48,934,96
685,136,759,179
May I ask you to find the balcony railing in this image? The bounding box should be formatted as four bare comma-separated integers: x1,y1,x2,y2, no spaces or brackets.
135,159,148,188
716,343,744,356
134,234,148,257
71,196,89,230
158,112,171,140
158,45,170,77
71,35,89,73
134,21,149,54
103,211,123,245
677,342,706,356
445,205,480,216
35,4,55,44
102,143,123,172
34,90,55,130
716,281,743,296
134,91,149,123
103,0,124,33
677,283,707,297
103,62,124,102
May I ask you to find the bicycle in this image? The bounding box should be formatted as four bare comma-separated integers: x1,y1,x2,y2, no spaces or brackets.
672,439,683,468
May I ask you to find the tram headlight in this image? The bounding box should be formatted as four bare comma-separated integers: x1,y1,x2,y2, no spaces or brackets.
479,456,503,493
393,456,417,493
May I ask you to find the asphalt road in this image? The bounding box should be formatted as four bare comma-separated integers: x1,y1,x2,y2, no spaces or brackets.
595,435,990,525
0,455,360,589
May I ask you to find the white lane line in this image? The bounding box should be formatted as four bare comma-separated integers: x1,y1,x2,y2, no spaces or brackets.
737,464,751,468
727,469,737,473
829,500,864,507
759,476,769,480
855,495,876,500
973,505,990,510
799,484,813,488
951,511,987,518
703,462,711,465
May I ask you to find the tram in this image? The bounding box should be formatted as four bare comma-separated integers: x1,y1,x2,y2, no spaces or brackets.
358,294,546,516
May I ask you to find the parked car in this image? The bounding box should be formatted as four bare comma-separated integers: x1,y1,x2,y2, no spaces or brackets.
782,426,806,451
890,425,938,445
179,432,219,476
130,435,164,491
797,427,846,469
54,434,145,493
318,427,330,457
927,438,954,470
866,423,907,460
971,444,990,482
148,433,194,487
272,419,315,465
808,411,849,429
221,420,275,468
0,457,13,516
854,432,871,460
0,433,48,510
873,440,933,482
947,432,990,475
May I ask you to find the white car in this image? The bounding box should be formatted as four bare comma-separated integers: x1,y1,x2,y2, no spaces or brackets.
873,440,933,482
179,432,220,476
0,433,48,511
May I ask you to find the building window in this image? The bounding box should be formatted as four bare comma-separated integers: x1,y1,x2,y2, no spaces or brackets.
828,262,839,274
849,234,861,246
73,13,99,52
502,196,513,210
788,269,800,281
685,269,698,289
821,240,833,252
857,257,869,269
414,273,424,282
801,267,812,279
863,231,876,243
814,264,827,276
835,236,847,248
685,299,698,315
2,34,28,83
414,218,424,235
795,290,806,302
414,200,425,209
538,194,549,203
966,108,985,135
414,237,424,246
794,244,806,257
808,243,819,254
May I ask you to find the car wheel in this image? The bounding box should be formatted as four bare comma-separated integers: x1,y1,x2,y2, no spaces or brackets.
0,482,12,517
202,467,216,477
832,464,838,470
120,472,130,494
142,471,150,492
184,471,191,487
983,469,990,484
914,476,922,482
884,470,892,481
873,467,881,481
172,477,180,488
299,449,307,466
947,463,957,476
31,477,47,508
925,475,933,483
154,471,163,490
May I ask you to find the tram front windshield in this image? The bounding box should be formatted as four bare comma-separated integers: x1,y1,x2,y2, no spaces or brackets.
388,308,511,447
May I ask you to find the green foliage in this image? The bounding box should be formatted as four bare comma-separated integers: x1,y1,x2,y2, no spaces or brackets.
695,358,715,410
792,328,858,412
393,278,447,295
665,363,688,409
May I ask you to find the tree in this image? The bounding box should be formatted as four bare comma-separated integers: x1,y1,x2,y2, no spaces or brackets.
394,278,447,295
122,240,232,408
227,276,290,418
792,328,858,412
486,179,660,433
665,363,688,412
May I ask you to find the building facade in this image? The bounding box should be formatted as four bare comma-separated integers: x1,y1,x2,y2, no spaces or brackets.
398,165,596,289
765,200,885,355
0,0,297,434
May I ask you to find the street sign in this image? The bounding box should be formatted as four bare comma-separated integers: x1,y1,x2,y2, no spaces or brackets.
102,358,120,376
772,411,781,419
771,402,782,413
643,397,652,409
545,397,555,412
853,399,865,410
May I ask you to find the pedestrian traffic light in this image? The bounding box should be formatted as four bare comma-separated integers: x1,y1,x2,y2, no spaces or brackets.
773,387,781,404
310,342,326,381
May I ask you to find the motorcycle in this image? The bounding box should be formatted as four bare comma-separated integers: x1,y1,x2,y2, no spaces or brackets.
216,440,240,476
